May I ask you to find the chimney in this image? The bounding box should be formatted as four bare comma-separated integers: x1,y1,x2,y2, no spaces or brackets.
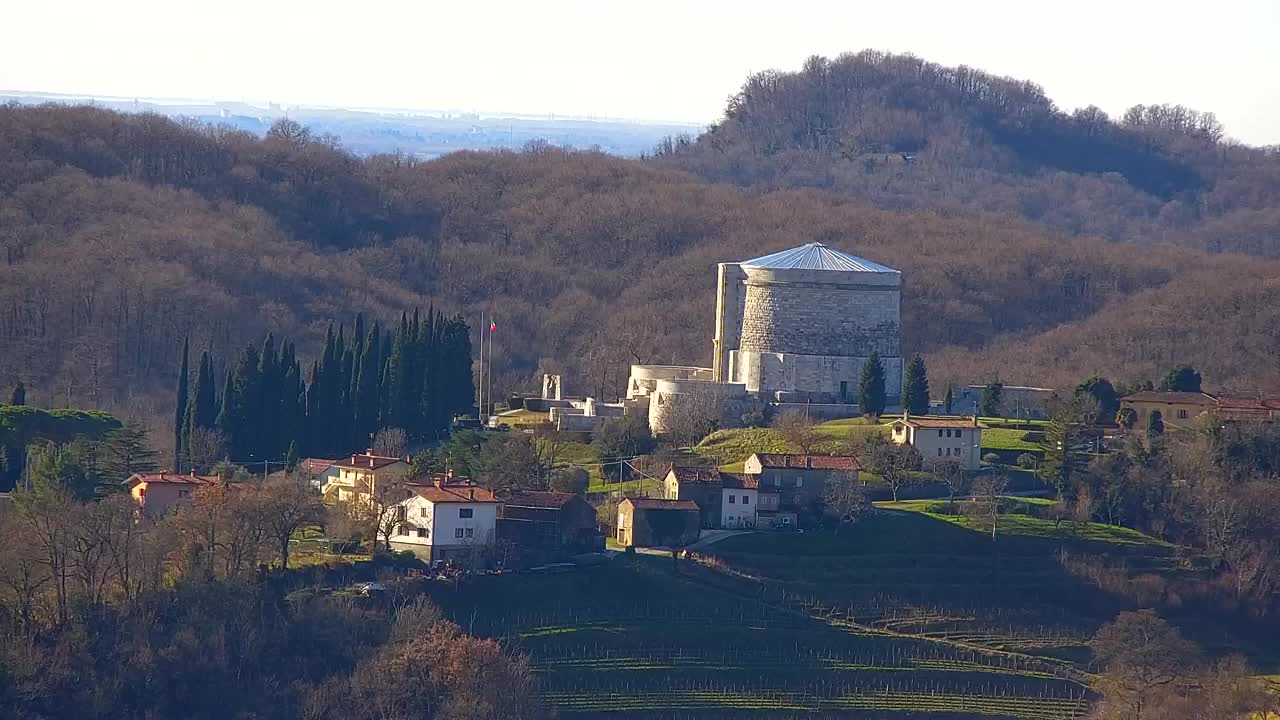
468,488,475,500
434,476,444,489
446,468,454,480
351,455,357,464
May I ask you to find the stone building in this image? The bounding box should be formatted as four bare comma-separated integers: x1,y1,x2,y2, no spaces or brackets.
714,243,903,405
568,242,905,437
615,498,701,548
742,453,862,523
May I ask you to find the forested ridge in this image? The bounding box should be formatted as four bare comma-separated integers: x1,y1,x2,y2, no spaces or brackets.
3,51,1280,438
662,50,1280,257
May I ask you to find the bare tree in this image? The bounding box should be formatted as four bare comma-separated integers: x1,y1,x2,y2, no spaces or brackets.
970,472,1009,542
372,427,409,458
258,473,325,569
929,460,970,509
662,383,735,447
775,411,820,454
867,436,921,501
186,427,228,473
1090,610,1200,720
822,470,867,530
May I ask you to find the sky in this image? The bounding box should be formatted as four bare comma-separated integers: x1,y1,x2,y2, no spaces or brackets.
3,0,1279,145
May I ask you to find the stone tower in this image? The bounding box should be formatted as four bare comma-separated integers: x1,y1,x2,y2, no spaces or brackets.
713,243,903,404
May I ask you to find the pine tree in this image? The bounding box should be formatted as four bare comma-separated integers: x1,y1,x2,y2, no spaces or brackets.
902,354,930,415
104,420,160,480
174,338,190,472
859,352,887,418
9,382,25,406
944,384,954,414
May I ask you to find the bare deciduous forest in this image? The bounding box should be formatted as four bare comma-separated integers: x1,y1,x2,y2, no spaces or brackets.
3,51,1280,432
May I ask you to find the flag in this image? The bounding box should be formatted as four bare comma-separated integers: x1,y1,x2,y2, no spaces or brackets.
489,320,497,333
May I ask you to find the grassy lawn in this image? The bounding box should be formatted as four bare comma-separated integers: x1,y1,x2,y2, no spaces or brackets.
696,420,889,466
877,498,1171,549
586,476,661,495
981,428,1042,453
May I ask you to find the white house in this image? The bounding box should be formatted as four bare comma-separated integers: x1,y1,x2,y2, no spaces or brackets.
388,480,499,566
719,473,759,529
889,414,985,472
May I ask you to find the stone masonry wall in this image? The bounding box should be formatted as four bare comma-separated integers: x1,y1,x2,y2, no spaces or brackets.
739,281,900,357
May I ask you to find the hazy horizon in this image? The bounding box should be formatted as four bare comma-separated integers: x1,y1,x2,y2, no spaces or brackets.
4,0,1279,145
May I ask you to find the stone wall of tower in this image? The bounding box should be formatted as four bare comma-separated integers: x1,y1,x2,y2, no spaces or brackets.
738,276,900,358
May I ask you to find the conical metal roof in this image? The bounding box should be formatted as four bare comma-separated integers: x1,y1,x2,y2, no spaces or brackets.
740,243,898,273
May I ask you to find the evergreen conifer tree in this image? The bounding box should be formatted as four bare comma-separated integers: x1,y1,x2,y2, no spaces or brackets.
859,352,887,418
944,384,954,414
9,382,25,406
902,354,930,415
174,338,189,472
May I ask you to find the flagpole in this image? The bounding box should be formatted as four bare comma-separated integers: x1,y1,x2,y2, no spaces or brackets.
478,311,485,424
486,317,494,424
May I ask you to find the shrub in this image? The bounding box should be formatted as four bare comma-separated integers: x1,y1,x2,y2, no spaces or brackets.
1021,431,1046,443
982,452,1001,464
739,410,766,428
1016,452,1037,469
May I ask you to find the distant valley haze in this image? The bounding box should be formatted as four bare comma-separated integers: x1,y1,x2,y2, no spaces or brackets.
3,0,1279,147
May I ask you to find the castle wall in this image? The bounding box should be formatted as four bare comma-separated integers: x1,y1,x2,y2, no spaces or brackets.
738,267,900,357
731,351,904,404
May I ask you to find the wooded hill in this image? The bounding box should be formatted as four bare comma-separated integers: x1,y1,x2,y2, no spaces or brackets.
2,55,1279,432
662,50,1280,258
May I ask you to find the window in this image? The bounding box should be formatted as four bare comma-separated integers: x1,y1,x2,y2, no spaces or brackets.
945,447,951,457
728,494,736,504
459,508,473,518
795,477,803,488
417,528,428,539
455,528,465,539
938,448,943,456
138,488,146,499
955,447,962,456
178,489,190,498
743,495,750,505
1178,409,1188,419
840,380,848,400
938,429,944,437
465,528,474,538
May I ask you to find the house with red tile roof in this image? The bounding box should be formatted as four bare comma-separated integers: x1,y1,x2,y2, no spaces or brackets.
743,453,862,522
124,471,221,516
888,414,984,471
321,452,413,507
661,465,761,529
498,491,603,564
387,478,499,567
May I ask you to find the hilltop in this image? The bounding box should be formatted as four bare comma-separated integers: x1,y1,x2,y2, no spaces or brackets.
662,50,1280,258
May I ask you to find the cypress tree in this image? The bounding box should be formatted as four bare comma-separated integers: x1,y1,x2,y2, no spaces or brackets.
354,329,381,449
174,338,190,472
10,382,25,406
184,351,218,466
215,366,236,454
439,314,475,429
944,384,954,414
259,334,280,460
859,351,886,418
305,360,322,455
902,354,930,415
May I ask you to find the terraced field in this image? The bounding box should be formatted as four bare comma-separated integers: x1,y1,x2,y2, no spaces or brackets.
427,549,1093,719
